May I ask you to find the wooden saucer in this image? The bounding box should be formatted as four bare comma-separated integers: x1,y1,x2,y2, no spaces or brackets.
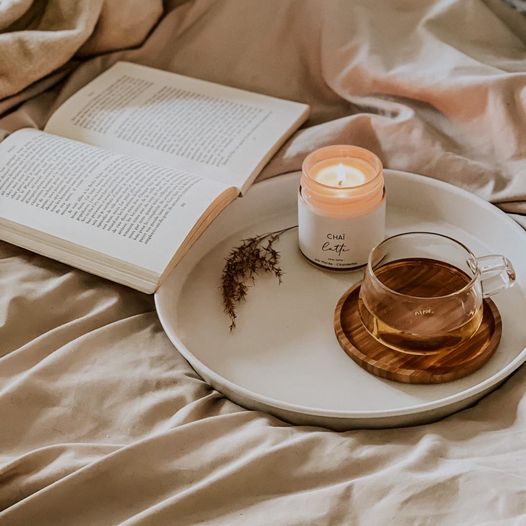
334,283,502,384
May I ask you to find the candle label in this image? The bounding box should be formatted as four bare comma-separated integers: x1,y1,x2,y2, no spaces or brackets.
298,192,386,269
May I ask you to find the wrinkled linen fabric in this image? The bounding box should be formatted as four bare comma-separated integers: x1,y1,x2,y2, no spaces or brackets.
0,0,163,99
1,0,526,524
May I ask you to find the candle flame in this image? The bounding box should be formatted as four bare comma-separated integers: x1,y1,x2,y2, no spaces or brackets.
336,163,346,186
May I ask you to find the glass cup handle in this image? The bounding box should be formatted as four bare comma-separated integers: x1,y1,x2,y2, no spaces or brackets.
475,255,516,297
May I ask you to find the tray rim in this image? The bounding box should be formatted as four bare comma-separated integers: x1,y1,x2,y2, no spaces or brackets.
155,169,526,421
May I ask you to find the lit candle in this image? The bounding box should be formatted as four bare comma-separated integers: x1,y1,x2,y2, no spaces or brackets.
311,160,367,188
298,145,385,270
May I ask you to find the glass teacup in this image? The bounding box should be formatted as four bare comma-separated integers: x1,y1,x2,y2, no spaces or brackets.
358,232,516,354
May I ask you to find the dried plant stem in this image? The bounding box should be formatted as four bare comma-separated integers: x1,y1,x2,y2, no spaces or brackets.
221,226,297,330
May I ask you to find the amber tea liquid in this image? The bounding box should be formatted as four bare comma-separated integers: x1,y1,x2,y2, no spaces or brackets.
359,258,483,354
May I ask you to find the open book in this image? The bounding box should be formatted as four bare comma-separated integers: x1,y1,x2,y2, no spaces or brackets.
0,62,309,292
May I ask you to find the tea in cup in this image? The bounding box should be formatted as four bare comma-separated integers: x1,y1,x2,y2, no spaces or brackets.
358,232,515,354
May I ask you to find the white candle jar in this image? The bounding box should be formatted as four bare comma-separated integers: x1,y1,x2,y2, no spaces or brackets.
298,145,386,270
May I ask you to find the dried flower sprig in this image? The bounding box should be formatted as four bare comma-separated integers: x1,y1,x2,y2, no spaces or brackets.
221,226,296,330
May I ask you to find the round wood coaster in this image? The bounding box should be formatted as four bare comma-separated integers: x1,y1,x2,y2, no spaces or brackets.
334,283,502,384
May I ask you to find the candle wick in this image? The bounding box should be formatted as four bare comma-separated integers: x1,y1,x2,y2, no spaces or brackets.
336,163,346,187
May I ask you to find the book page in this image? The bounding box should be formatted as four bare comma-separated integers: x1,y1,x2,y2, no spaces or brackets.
45,62,309,193
0,129,232,278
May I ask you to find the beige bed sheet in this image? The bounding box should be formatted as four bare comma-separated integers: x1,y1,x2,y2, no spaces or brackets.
1,1,526,524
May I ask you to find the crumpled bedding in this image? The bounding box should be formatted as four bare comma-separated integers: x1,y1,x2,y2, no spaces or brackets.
1,1,526,524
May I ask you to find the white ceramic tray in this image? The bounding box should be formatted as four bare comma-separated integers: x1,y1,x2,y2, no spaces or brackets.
155,170,526,429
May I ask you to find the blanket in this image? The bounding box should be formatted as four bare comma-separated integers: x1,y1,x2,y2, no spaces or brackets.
1,0,526,524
